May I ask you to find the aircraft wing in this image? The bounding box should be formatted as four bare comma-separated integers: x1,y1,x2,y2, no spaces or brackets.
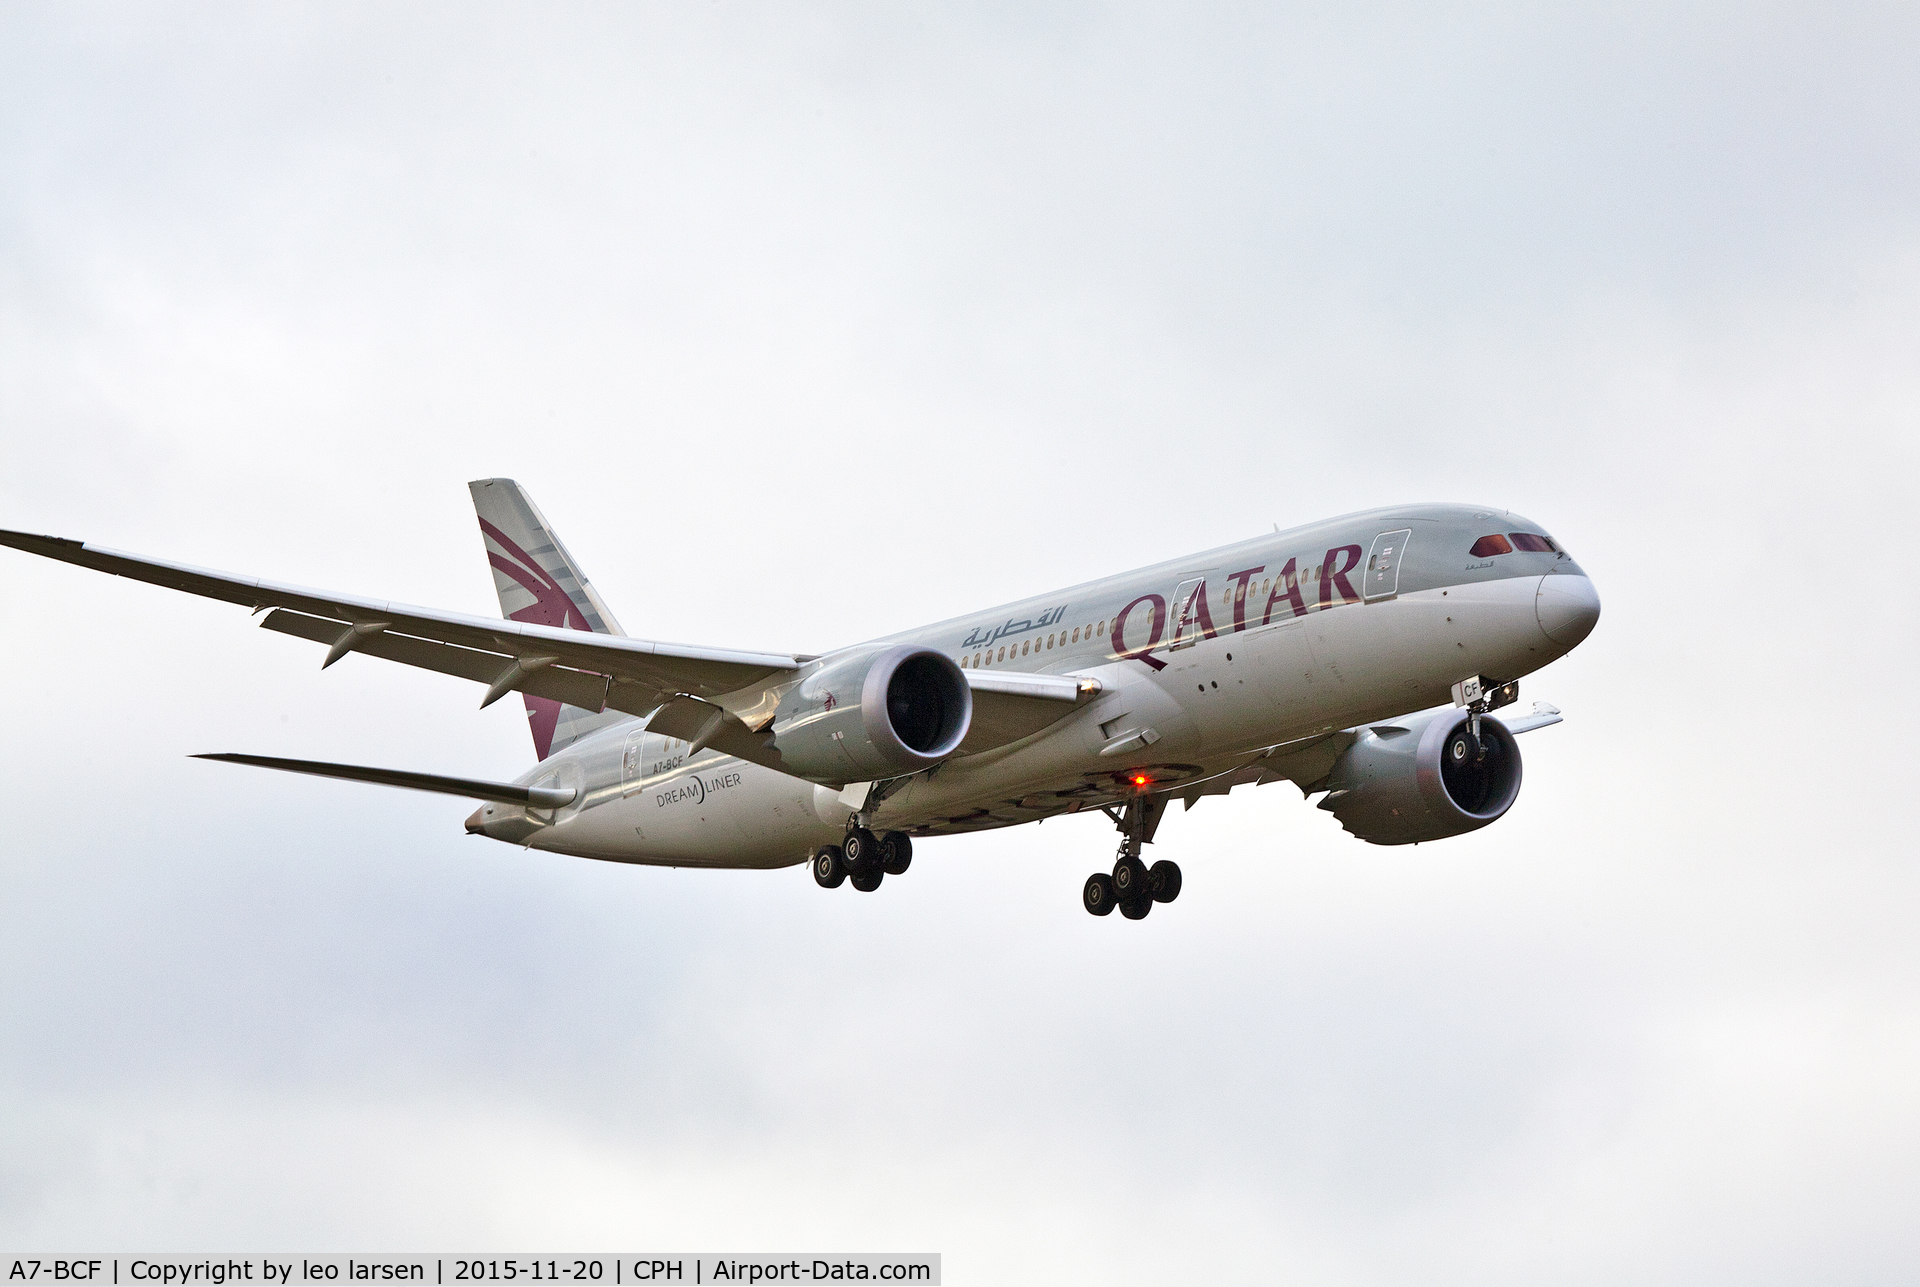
1172,701,1568,807
0,529,803,716
958,668,1103,753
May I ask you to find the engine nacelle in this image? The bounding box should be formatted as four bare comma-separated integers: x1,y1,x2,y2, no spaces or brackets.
769,644,972,783
1318,706,1522,845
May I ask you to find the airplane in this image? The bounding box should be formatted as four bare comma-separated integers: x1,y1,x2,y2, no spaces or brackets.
0,481,1599,919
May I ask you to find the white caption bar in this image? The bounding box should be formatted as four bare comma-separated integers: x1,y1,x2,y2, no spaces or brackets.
1,1258,940,1287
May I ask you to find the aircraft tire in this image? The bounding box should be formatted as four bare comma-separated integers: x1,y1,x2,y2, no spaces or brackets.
843,827,882,875
880,831,913,876
1149,859,1182,904
1120,895,1154,920
850,869,884,893
812,846,847,889
1083,873,1116,916
1111,854,1152,903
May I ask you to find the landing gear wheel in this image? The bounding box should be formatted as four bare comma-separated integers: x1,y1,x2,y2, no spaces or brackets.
1149,859,1182,904
850,869,884,893
1111,854,1152,903
843,827,881,875
812,846,847,889
1120,895,1154,920
880,831,913,876
1083,872,1116,916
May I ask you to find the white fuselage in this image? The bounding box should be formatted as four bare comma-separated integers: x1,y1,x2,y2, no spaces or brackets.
488,503,1598,869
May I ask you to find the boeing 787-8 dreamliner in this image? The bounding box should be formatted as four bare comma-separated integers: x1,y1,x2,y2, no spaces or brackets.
1,481,1599,919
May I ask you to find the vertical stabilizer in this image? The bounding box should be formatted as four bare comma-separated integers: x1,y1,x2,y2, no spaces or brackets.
469,478,626,759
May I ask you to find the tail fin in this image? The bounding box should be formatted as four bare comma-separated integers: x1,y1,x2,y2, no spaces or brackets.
470,478,624,635
469,478,625,759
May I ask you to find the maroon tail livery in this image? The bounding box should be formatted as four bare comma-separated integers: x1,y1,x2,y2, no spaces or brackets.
470,478,626,758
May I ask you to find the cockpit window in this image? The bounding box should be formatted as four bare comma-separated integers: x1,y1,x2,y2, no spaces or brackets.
1509,533,1558,553
1469,534,1512,558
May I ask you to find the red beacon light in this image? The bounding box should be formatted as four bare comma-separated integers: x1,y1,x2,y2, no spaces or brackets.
1131,774,1150,786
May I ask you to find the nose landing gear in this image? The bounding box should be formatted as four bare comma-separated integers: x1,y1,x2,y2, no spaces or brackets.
1450,674,1520,760
1084,791,1180,920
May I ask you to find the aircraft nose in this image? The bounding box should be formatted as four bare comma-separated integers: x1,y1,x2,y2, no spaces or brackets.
1536,574,1601,649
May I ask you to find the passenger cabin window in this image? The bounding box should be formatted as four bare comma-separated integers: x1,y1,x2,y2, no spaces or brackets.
1509,532,1558,553
1470,534,1513,558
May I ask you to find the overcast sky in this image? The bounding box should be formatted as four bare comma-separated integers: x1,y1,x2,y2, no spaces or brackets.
2,3,1917,1282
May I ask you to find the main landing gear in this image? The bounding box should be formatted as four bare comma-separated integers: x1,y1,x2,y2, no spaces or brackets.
813,819,913,894
1083,792,1180,920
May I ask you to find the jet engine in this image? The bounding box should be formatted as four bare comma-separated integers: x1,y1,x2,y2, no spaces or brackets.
1318,705,1522,845
769,644,972,783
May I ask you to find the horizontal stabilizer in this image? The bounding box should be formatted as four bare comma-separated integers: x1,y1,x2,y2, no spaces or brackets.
192,752,576,807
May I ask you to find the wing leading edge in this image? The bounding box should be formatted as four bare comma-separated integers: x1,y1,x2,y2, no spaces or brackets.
0,528,803,723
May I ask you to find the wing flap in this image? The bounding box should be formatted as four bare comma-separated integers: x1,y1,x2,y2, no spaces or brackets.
643,694,795,777
261,610,615,712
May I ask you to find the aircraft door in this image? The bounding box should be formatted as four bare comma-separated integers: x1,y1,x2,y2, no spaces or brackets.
1363,529,1414,602
1168,577,1207,650
621,728,647,795
529,759,585,823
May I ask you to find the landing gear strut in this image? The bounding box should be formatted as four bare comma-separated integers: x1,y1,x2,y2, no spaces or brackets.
1084,790,1180,920
1450,675,1520,763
